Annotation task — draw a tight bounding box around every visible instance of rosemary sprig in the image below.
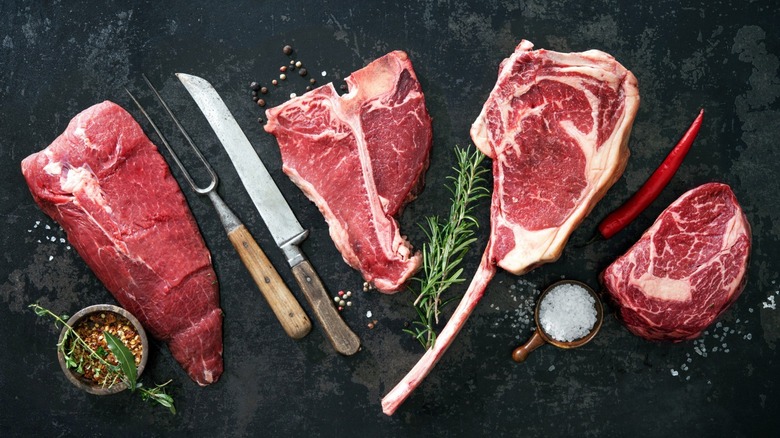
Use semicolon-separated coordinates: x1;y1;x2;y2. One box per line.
30;303;176;414
404;145;489;349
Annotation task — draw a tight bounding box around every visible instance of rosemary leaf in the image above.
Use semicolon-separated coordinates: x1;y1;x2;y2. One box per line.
408;145;489;349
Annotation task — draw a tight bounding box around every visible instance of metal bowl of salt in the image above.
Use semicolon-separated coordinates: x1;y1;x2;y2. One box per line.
512;279;604;362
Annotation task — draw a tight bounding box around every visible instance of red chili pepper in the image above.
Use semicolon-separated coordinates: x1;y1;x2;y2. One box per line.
597;109;704;239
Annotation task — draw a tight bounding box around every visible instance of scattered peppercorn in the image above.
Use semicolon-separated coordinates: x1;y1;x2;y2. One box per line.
272;79;278;86
257;99;266;107
305;86;312;91
249;81;260;91
295;61;302;68
280;66;287;72
298;68;308;77
252;96;259;102
257;117;264;124
340;84;348;91
280;73;287;80
283;45;293;55
309;78;316;84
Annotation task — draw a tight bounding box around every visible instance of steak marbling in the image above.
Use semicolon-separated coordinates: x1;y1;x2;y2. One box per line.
601;182;751;341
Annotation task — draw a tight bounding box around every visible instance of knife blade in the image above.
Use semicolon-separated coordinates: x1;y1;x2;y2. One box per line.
177;73;360;356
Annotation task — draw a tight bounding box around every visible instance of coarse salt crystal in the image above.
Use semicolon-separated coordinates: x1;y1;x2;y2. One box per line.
321;71;327;77
366;311;372;318
671;369;679;377
538;283;597;342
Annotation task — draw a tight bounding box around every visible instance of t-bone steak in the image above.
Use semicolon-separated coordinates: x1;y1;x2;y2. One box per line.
22;101;223;386
601;182;751;341
264;50;432;293
382;40;640;415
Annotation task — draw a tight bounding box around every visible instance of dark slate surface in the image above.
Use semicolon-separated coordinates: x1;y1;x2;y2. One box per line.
1;1;778;436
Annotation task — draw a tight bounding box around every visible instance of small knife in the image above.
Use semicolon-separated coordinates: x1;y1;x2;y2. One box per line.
177;73;360;356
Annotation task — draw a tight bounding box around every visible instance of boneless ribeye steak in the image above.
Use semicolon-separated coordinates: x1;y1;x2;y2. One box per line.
264;50;432;293
382;40;640;415
601;182;751;341
21;101;223;385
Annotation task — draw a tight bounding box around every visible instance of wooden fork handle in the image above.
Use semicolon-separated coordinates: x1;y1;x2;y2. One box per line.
228;224;312;339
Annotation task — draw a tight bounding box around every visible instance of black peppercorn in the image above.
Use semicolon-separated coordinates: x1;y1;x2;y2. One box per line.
309;78;316;84
283;45;293;55
257;99;266;107
298;68;308;77
257;117;264;124
260;86;268;94
249;81;260;91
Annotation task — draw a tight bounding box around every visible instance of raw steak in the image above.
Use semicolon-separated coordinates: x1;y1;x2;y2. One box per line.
601;182;751;341
382;40;639;415
22;101;223;386
264;50;431;293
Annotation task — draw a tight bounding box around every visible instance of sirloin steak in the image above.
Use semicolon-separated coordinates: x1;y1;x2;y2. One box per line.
22;101;223;385
382;40;640;415
601;182;751;341
265;50;431;293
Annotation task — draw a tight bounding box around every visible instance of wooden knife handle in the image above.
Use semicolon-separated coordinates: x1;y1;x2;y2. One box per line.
227;224;312;339
291;260;361;356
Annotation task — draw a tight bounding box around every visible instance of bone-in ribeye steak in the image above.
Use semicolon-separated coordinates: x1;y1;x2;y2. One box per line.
264;50;432;293
382;40;640;415
601;182;751;341
21;101;223;385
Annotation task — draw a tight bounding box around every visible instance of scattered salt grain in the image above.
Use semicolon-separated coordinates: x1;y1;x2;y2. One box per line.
48;255;53;261
366;311;372;318
538;283;597;342
321;71;327;77
671;369;679;377
548;365;555;372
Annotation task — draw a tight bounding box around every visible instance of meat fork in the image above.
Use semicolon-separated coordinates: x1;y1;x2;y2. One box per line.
125;75;312;340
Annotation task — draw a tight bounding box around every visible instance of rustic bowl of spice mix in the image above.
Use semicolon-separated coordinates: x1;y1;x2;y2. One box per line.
57;304;149;395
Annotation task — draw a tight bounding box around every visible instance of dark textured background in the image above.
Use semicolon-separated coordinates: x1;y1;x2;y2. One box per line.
1;0;779;436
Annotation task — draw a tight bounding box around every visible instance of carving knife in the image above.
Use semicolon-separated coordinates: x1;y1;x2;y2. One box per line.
177;73;361;356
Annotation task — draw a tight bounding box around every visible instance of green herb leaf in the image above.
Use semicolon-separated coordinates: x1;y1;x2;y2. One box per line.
103;331;137;390
407;145;488;349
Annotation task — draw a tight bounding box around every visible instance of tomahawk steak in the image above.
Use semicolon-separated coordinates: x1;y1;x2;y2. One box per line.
601;182;751;341
382;40;640;415
265;50;432;293
22;101;223;386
